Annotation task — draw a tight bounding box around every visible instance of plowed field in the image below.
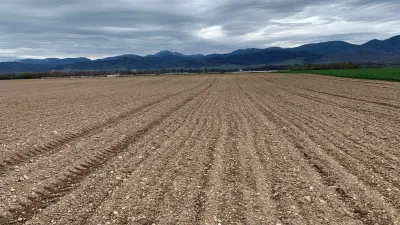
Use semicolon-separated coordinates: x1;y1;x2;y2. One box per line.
1;73;400;225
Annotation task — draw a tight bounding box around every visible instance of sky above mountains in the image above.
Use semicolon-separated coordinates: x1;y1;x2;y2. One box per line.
1;0;400;61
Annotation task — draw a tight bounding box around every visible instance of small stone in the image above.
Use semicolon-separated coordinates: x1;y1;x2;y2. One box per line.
116;176;122;180
113;211;118;215
151;146;156;150
304;196;312;202
10;188;15;192
18;217;23;221
23;175;29;180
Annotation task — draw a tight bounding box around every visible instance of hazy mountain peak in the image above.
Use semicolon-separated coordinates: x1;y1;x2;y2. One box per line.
292;40;357;55
99;54;141;61
154;50;185;57
363;39;380;45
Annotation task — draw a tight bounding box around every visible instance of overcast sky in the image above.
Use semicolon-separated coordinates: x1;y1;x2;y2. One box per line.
0;0;400;60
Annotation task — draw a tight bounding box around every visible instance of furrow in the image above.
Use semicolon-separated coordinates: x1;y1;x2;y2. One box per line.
239;78;397;224
231;84;279;224
0;77;215;224
43;87;210;225
249;75;400;170
261;75;400;110
0;76;210;176
235;78;341;224
85;79;217;225
248;76;400;208
259;76;400;122
217;96;246;224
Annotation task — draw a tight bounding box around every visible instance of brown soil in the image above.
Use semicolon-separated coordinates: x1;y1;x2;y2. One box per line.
0;73;399;225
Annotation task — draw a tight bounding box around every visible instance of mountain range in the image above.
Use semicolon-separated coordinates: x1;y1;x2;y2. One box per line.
1;35;400;74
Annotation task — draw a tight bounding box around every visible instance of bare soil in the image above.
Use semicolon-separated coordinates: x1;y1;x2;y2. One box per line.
0;73;399;225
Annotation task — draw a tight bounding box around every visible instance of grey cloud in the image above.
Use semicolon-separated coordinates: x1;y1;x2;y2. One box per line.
0;0;399;60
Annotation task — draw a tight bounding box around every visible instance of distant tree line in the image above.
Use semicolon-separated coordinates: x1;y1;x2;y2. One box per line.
238;62;365;71
0;67;239;80
294;62;400;71
242;65;291;71
302;62;360;70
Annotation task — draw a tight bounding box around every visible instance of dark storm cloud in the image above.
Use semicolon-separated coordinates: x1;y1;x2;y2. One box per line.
0;0;399;60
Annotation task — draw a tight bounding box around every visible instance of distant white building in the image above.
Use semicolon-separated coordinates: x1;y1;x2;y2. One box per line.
107;73;120;78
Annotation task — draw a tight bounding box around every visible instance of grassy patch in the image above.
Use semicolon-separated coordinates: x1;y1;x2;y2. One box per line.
281;68;400;81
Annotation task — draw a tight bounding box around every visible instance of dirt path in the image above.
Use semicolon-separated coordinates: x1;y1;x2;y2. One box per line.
0;73;399;224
